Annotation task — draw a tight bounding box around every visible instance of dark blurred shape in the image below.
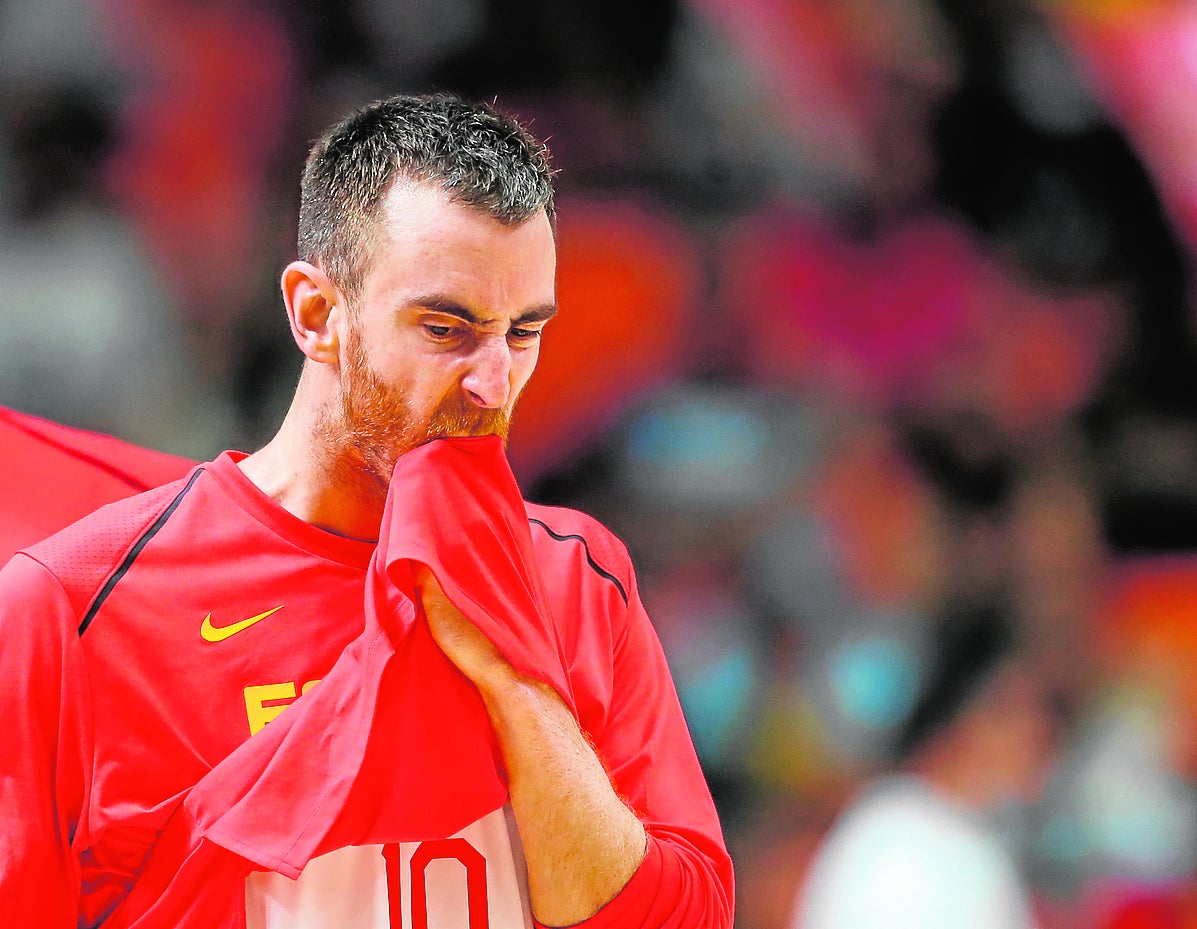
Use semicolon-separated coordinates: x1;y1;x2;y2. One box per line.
1098;414;1197;553
891;602;1019;763
430;0;680;99
935;88;1148;290
927;0;1197;558
901;411;1017;514
7;85;114;220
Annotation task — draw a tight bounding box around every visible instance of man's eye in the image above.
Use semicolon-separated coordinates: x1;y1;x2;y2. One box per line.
425;324;455;338
508;327;541;342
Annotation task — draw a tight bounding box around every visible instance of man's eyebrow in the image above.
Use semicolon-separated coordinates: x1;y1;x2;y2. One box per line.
411;296;558;326
515;303;558;325
411;296;482;325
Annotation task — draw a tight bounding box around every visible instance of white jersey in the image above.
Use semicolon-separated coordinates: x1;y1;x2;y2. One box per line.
247;804;533;929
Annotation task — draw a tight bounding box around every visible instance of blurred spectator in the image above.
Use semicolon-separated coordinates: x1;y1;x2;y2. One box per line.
792;607;1057;929
96;0;297;376
0;86;228;458
1045;557;1197;925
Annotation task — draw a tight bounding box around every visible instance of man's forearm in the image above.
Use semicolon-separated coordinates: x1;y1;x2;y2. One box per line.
476;674;647;928
416;566;648;926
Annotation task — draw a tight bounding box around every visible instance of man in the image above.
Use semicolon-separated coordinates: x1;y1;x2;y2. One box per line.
0;95;733;928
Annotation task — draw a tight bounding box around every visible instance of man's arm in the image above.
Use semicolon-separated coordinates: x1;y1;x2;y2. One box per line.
417;567;646;926
416;562;734;929
0;554;88;927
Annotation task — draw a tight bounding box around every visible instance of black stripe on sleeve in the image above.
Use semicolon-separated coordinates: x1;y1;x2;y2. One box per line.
528;517;628;604
78;468;205;636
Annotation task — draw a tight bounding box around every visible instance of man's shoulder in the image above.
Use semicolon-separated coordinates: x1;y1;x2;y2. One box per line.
524;500;601;530
525;502;624;554
524;502;632;603
21;464;208;617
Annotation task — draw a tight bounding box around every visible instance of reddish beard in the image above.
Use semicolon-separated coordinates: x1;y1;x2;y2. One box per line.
327;331;512;501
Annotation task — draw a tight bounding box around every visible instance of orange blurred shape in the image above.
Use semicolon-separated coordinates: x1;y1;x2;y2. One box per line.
812;423;943;607
1100;560;1197;658
1054;0;1175;26
978;278;1119;436
1096;558;1197;720
509;199;699;480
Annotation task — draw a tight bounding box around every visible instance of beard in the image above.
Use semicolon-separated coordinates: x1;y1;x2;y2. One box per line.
319;325;512;505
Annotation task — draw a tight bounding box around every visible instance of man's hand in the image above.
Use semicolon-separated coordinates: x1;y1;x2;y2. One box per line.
414;564;515;692
411;562;647;926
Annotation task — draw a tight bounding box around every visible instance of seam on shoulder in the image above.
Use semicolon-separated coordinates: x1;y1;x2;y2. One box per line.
528;516;629;604
78;468;205;636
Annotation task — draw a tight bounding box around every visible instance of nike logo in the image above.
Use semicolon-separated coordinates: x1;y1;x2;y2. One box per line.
200;606;284;642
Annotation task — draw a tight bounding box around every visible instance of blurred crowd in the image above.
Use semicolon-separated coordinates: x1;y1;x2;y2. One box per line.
5;0;1197;926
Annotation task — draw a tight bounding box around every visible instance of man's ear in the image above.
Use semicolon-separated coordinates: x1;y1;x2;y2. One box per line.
281;260;345;364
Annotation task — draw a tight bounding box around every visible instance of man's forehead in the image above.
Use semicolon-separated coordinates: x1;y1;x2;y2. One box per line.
368;187;553;281
358;184;555;310
380;176;457;215
378;177;551;237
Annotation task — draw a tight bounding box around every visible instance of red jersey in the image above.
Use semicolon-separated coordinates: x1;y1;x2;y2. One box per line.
0;406;193;563
0;438;733;929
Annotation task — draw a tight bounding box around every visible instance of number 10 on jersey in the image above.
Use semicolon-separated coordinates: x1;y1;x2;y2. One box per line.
384;838;491;929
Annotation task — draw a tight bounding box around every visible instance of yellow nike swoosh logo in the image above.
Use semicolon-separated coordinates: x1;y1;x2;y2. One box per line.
200;606;284;643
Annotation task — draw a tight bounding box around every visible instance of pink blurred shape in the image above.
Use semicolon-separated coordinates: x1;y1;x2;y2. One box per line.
721;206;1121;433
1055;0;1197;257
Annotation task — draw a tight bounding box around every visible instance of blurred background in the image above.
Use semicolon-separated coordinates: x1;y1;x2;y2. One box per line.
5;0;1197;925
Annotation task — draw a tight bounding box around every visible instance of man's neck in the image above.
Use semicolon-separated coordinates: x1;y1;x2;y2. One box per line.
238;400;386;544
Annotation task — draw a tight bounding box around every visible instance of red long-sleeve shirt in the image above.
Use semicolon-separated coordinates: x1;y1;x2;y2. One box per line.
0;437;733;928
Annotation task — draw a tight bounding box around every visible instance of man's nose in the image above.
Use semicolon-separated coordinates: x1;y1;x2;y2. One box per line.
461;336;512;408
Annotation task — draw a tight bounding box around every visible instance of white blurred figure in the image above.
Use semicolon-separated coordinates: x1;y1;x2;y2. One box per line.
792;608;1057;929
0;87;227;458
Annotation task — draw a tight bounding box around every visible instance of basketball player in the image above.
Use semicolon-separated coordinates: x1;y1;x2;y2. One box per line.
0;94;733;929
